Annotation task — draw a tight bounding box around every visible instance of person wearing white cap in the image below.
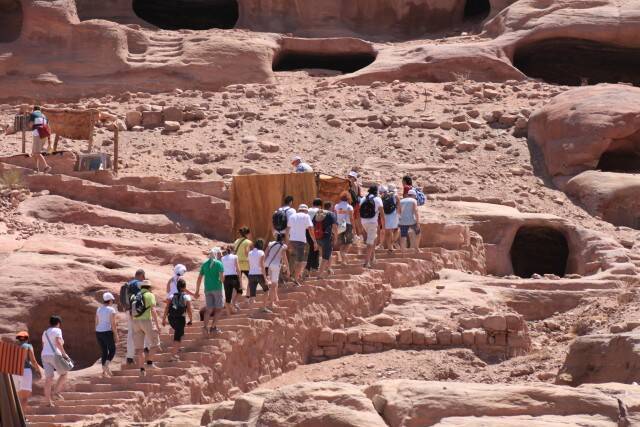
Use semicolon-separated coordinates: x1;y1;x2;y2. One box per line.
96;291;118;377
398;189;422;251
166;264;192;301
287;203;318;284
292;155;313;173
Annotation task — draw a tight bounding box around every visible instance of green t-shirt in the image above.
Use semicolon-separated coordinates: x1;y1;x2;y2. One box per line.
200;259;224;292
135;290;156;321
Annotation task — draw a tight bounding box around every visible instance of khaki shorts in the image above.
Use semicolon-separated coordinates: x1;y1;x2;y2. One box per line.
363;222;378;245
32;134;46;155
132;320;161;350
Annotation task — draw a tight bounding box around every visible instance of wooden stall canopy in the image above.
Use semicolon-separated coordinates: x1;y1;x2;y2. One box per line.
42;108;98;141
231;173;350;244
0;342;27;427
0;342;26;376
231;173;317;244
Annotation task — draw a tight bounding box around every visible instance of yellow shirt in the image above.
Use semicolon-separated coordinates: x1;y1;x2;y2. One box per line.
233;238;253;271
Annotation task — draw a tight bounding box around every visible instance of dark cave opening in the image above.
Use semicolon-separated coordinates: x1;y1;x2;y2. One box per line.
0;0;22;43
132;0;239;30
597;149;640;173
513;38;640;86
510;226;569;278
464;0;491;21
28;296;101;370
272;51;377;74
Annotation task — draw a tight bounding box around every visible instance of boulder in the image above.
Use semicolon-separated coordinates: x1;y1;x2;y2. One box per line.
557;333;640;386
164;121;181;132
125;111;142;129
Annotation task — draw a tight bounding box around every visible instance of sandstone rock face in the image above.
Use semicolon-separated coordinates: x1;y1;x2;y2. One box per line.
364;380;622;427
557;333;640;386
19;194;182;234
528;85;640;178
204;382;386;427
187;380;640;427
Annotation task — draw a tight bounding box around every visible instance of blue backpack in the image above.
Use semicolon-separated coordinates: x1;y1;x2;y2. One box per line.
414;188;426;206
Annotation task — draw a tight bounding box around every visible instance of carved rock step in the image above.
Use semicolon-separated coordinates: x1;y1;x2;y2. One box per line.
27;403;126;416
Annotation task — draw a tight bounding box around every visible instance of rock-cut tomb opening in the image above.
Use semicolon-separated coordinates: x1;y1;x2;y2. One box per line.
513;38;640;86
464;0;491;21
133;0;239;30
597;132;640;173
272;51;377;75
0;0;23;43
27;295;101;370
510;226;569;278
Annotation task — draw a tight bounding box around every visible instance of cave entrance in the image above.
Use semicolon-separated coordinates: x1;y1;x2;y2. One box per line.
464;0;491;21
510;226;569;278
513;38;640;86
0;0;22;43
27;295;101;370
272;51;377;75
132;0;238;30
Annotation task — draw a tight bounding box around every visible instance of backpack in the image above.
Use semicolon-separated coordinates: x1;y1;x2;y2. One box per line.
313;210;327;239
414;188;426;206
360;196;376;219
130;290;149;318
382;194;397;215
168;292;187;318
272;207;290;232
119;280;140;311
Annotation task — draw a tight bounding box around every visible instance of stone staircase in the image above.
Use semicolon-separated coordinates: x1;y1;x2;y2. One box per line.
127;33;185;66
23;172;231;241
25;246;479;426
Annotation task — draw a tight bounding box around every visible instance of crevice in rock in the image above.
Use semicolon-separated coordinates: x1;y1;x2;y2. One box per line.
510;226;569;278
0;0;22;43
597;133;640;173
513;38;640;86
273;51;377;74
27;295;101;370
464;0;491;21
132;0;239;30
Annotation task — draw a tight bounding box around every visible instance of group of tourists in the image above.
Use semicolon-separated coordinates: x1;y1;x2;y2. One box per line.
10;165;425;409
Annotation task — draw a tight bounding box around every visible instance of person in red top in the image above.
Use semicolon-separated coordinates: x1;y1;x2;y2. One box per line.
402;175;414;197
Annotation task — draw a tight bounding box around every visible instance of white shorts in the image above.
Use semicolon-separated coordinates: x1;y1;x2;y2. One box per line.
363;222;378;245
268;265;281;284
12;368;32;392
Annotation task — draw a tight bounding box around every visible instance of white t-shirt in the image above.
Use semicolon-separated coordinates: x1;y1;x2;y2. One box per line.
221;254;239;276
42;327;63;357
248;249;265;275
334;201;354;225
265;242;288;268
96;306;117;332
360;196;384;225
288;212;313;242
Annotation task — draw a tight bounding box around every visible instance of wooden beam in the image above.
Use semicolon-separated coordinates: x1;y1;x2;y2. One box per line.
21;130;25;154
113;128;119;174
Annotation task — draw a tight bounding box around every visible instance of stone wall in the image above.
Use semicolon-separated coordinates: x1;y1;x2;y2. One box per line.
314;312;530;362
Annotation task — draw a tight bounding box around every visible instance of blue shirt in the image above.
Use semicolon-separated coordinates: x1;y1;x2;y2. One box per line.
295;163;313;173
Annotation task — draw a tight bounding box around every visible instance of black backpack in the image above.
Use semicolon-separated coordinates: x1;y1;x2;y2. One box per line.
272;207;291;232
168;292;187;318
131;290;149;318
382;194;397;215
119;280;140;311
360;196;376;219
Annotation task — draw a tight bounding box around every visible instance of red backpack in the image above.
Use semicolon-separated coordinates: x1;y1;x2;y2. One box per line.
313;210;327;239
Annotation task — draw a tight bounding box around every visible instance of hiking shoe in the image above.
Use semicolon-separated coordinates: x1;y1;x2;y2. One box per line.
143;347;150;355
126;358;135;365
139;368;146;377
261;307;273;314
210;327;222;334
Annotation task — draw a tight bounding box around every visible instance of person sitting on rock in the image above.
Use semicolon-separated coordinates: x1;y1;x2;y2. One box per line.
291;155;313;173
